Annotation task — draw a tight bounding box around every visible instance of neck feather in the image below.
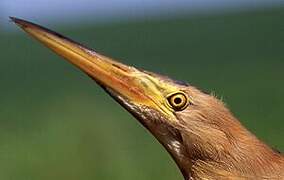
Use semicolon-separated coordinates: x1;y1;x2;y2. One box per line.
179;115;284;179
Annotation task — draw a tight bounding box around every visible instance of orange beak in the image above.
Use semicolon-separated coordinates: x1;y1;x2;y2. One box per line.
11;18;191;178
11;17;178;119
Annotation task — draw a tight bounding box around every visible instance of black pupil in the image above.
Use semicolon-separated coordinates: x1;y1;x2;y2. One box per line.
174;97;182;105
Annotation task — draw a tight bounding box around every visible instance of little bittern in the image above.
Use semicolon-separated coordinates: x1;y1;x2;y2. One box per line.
12;17;283;180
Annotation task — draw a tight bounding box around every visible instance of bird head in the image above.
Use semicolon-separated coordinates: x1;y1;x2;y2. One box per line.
13;17;278;179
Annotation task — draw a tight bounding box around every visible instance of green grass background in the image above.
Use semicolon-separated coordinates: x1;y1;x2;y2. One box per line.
0;7;283;180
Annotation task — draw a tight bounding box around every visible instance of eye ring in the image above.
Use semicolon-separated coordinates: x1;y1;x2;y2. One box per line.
166;92;190;111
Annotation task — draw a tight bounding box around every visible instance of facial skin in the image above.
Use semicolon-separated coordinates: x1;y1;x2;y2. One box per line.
98;71;284;179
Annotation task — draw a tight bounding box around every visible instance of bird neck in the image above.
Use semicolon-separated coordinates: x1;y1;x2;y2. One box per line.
182;118;284;179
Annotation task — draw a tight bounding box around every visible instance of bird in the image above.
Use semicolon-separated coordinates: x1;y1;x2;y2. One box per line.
11;17;283;180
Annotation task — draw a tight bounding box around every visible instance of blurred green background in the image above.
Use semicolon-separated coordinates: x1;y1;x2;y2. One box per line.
0;6;284;180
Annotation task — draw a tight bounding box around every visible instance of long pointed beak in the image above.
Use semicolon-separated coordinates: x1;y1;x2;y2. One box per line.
11;17;176;119
11;18;192;177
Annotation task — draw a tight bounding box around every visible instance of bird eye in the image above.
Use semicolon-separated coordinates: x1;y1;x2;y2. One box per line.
166;92;189;111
